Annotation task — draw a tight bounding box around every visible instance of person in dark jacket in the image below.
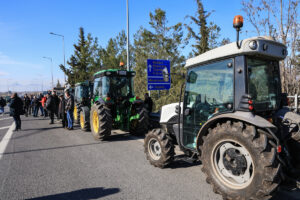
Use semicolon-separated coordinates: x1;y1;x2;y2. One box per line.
52;91;60;119
58;94;67;128
0;96;6;115
32;96;40;117
23;94;31;117
9;93;23;131
144;93;153;113
65;90;74;130
46;93;56;124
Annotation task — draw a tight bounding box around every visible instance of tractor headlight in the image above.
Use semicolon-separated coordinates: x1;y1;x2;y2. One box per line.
249;40;257;50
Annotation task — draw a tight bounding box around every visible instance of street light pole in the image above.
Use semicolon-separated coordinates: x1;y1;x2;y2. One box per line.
126;0;130;71
43;56;54;89
50;32;66;83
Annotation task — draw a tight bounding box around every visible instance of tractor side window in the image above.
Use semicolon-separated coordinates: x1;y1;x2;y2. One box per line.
75;86;81;102
93;77;102;97
183;59;234;149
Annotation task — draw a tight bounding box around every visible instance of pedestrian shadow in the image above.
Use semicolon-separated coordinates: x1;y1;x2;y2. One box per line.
12;126;62;140
26;187;120;200
168;154;201;169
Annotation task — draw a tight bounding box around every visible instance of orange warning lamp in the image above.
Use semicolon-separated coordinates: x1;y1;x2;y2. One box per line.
233;15;244;49
233;15;243;30
120;61;124;67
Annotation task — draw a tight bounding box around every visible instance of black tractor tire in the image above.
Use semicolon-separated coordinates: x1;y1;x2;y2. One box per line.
288;131;300;168
90;103;112;140
80;106;90;131
129;108;149;136
201;121;281;200
144;128;175;168
74;104;81;124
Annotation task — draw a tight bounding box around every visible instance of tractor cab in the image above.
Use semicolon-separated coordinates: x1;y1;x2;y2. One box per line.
74;81;93;106
92;69;136;104
74;81;93;125
181;36;286;149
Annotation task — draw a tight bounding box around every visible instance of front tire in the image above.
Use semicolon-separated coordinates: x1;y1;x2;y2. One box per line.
144;128;175;168
80;106;90;131
130;108;149;136
201;121;281;200
90;103;112;140
74;104;80;124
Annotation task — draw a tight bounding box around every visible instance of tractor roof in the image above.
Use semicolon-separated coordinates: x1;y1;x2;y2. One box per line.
75;80;90;87
94;69;135;76
185;36;287;69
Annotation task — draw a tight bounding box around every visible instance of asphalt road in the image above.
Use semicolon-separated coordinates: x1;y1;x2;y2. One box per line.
0;108;299;200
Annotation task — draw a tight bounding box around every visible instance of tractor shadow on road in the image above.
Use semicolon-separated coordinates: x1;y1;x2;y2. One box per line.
168;154;202;169
26;187;120;200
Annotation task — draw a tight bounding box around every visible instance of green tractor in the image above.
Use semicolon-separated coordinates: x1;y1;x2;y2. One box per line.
90;69;149;140
144;16;300;199
74;81;93;131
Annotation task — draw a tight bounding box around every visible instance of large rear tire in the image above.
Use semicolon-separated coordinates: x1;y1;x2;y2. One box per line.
80;106;90;131
90;103;112;140
201;121;281;200
144;128;175;168
130;108;149;136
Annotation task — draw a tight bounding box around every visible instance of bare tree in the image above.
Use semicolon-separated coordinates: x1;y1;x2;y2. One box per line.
242;0;300;94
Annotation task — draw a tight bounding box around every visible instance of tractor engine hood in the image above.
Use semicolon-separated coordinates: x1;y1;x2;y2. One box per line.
160;102;183;124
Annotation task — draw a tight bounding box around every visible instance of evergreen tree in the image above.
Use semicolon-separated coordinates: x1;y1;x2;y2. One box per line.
60;27;95;85
185;0;221;56
134;8;185;111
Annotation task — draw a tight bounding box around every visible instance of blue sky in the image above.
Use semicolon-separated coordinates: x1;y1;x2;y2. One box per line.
0;0;254;92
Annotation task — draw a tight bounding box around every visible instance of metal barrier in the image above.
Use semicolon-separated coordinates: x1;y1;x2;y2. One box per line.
287;95;300;113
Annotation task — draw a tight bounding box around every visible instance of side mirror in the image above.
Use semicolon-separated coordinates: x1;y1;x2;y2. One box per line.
184;108;191;116
187;71;197;83
175;105;180;114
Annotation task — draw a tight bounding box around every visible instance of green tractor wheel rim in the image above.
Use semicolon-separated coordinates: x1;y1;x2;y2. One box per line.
80;113;84;129
93;110;99;133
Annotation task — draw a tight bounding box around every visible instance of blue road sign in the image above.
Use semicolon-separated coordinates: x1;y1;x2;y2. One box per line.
147;59;171;90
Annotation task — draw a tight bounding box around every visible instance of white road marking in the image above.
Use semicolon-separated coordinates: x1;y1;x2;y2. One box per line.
0;123;15;160
0;117;12;121
0;126;11;130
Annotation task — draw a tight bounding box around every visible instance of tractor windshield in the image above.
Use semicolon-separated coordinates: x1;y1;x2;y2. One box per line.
93;76;134;100
75;85;90;102
247;57;281;111
107;76;134;98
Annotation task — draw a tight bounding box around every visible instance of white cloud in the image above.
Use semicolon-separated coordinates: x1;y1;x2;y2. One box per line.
0;52;42;69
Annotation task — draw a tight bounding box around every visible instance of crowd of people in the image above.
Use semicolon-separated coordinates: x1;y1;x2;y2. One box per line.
1;90;153;132
4;90;74;132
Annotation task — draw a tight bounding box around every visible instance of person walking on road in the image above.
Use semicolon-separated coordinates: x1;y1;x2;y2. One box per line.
9;93;23;131
58;94;67;128
65;90;74;130
144;93;153;113
0;96;6;116
46;93;56;124
23;94;31;117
